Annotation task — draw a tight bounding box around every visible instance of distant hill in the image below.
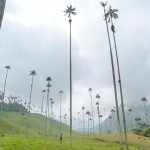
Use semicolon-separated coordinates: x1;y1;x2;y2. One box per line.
95;104;150;133
0;112;76;137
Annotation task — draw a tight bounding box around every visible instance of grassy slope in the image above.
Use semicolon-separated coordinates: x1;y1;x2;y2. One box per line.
0;112;73;136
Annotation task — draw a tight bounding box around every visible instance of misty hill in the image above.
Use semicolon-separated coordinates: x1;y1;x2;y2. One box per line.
0;111;75;137
95;104;150;133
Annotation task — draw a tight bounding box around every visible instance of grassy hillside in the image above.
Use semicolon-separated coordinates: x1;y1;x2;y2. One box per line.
0;112;74;137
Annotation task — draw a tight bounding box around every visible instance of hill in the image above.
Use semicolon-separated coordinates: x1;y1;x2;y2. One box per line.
0;111;75;137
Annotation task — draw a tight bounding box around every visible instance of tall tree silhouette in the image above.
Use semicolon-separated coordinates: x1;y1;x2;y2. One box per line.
0;65;11;123
100;2;122;148
40;89;46;136
45;77;52;139
26;70;37;139
141;97;149;125
64;5;77;145
59;91;63;134
105;6;128;148
128;108;133;129
88;88;94;134
96;94;101;134
86;111;90;137
82;106;85;134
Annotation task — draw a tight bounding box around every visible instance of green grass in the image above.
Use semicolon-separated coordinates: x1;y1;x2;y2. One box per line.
0;112;150;150
0;134;140;150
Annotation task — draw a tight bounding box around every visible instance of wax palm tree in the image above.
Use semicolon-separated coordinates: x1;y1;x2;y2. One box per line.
0;65;11;123
64;5;77;145
128;108;133;129
45;77;52;138
100;2;122;148
111;108;115;125
105;6;128;148
59;90;63;134
103;109;107;132
109;115;112;132
26;70;36;139
82;106;85;134
77;112;80;133
96;102;101;135
96;94;101;134
86;111;90;137
141;97;149;125
88;88;94;134
89;117;92;134
39;89;46;136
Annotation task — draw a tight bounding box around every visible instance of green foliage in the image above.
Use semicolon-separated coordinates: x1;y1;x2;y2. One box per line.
1;133;5;137
0;102;27;113
133;128;150;137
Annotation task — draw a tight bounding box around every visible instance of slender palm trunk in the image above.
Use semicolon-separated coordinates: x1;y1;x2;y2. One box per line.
88;115;89;137
69;18;73;145
0;68;9;123
127;114;131;131
104;109;107;132
60;94;62;134
110;17;128;149
130;112;133;129
102;7;122;148
143;102;148;125
26;75;34;139
51;104;53;135
90;91;94;134
47;99;50;137
45;88;50;139
40;92;45;136
82;109;84;134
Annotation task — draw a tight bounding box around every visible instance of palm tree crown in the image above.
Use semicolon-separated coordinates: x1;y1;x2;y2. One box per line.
96;94;100;99
141;97;147;102
30;70;36;76
82;106;85;110
88;88;92;92
59;90;63;94
86;111;90;115
46;77;52;82
100;1;107;8
42;89;46;93
5;65;11;69
105;6;118;22
64;5;77;18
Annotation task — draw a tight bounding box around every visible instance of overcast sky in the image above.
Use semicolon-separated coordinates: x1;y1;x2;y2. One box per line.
0;0;150;126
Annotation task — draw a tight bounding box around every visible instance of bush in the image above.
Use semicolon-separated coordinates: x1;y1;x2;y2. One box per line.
1;133;5;137
133;128;150;137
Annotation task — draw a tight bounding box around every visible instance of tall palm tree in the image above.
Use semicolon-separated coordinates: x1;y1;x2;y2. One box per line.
0;0;6;28
103;109;107;132
109;115;112;132
59;91;63;134
64;5;77;145
96;102;101;135
40;89;46;136
50;99;54;135
111;108;115;126
89;117;92;134
0;65;11;123
105;6;128;149
26;70;37;139
100;2;122;148
88;88;94;134
128;108;133;129
99;115;103;133
82;106;85;134
141;97;149;125
45;77;52;138
86;111;90;137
